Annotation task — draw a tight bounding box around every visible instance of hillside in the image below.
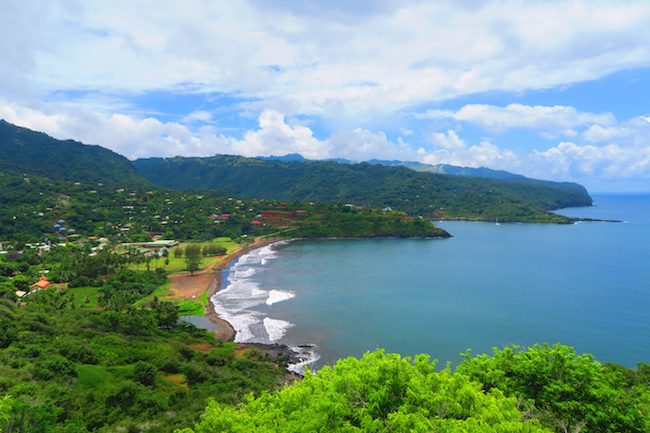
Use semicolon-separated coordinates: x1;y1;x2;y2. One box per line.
133;155;592;222
0;170;447;243
367;159;526;180
0;120;148;187
260;154;527;180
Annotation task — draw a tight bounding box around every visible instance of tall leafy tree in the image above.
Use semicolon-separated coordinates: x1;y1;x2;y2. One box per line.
184;245;202;275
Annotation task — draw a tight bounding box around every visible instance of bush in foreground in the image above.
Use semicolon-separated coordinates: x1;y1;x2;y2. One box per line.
179;350;549;433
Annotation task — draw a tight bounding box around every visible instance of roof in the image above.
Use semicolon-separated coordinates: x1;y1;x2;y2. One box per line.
142;240;178;248
31;275;51;289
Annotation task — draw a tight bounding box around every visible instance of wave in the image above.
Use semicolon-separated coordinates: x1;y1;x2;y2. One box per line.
263;317;294;341
266;289;295;305
287;345;321;375
212;240;320;372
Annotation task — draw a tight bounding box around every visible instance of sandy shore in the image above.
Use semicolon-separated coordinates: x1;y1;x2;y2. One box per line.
204;237;289;342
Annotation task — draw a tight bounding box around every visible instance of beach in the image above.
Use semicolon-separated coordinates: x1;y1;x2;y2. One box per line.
204;237;287;342
167;236;316;372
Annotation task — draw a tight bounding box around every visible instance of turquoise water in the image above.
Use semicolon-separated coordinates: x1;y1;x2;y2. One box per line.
217;194;650;369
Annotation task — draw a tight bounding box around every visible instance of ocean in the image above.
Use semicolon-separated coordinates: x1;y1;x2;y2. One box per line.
212;194;650;372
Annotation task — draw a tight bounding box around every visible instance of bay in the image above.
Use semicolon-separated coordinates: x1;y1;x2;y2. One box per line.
216;194;650;369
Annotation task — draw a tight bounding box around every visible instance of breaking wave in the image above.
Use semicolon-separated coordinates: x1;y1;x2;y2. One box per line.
211;241;319;372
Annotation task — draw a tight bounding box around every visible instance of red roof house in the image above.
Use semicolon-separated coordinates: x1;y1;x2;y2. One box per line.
31;275;51;290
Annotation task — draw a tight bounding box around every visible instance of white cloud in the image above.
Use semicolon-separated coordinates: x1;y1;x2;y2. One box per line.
3;1;650;118
533;141;650;179
231;110;327;159
417;104;615;134
182;110;213;124
530;115;650;179
3;102;650;186
419;130;519;169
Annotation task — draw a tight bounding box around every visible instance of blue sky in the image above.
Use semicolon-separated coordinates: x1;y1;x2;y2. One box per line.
1;0;650;191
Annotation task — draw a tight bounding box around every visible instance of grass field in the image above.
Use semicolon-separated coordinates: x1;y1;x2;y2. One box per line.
66;286;101;308
130;237;240;273
178;300;205;315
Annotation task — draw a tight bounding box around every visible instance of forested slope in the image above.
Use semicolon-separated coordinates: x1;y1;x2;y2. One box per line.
134;155;592;222
0;120;148;187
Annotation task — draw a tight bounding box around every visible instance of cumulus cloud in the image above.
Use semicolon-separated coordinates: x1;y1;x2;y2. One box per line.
533;141;650;179
3;1;650;118
418;130;519;169
417;104;615;134
529;115;650;180
3;102;650;186
231;111;328;159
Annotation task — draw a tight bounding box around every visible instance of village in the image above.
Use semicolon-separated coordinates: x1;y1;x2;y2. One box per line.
0;183;316;306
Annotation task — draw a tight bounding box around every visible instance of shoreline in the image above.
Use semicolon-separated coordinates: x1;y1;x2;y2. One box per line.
204;237;290;342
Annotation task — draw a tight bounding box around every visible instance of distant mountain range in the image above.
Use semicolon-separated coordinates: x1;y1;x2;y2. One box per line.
0;120;592;222
259;153;525;180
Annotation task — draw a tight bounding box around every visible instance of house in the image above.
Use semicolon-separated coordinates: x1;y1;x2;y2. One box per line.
31;275;52;290
251;220;262;225
141;240;179;249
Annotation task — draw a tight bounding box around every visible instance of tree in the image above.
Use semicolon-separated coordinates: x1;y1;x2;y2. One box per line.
184;245;202;275
151;296;179;328
133;362;156;387
173;247;183;258
457;344;649;433
179;350;549;433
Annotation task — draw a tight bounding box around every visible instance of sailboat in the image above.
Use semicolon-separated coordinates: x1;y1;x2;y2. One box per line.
495;217;501;226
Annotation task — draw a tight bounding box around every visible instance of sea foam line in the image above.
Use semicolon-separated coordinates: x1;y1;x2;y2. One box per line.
212;240;320;373
267;289;295;305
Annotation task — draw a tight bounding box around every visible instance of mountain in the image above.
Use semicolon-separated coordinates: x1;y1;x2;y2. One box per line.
133;154;592;222
258;153;529;180
257;153;307;162
366;159;526;180
0;120;148;187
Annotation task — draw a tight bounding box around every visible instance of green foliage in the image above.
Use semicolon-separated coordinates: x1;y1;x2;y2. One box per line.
201;244;227;256
181;350;550;433
133;362;156;387
0;395;13;431
0;170;444;245
0;120;147;187
184;245;202;274
294;208;449;238
134;154;592;222
178;300;205;316
457;344;650;433
56;247;131;287
150;296;180;328
98;269;168;309
0;289;284;432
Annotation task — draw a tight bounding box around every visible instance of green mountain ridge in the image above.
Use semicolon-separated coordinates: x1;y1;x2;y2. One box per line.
260;153;529;179
0;120;148;187
133;154;592;222
0;120;593;223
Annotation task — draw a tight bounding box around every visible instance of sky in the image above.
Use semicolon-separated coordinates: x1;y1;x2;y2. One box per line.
1;0;650;192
